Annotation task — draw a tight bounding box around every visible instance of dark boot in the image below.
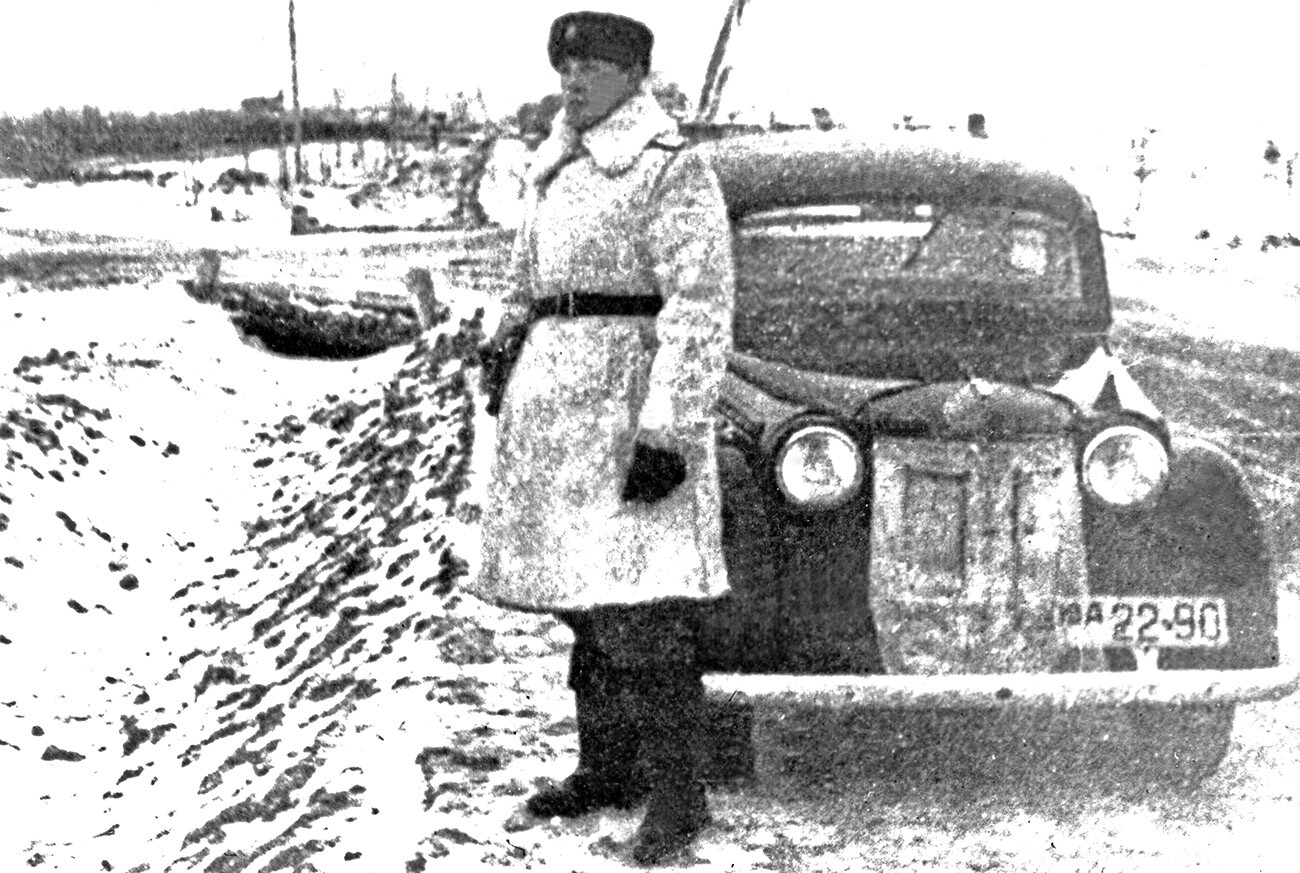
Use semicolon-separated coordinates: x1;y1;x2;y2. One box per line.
631;780;710;866
523;707;644;816
629;668;711;865
524;631;645;819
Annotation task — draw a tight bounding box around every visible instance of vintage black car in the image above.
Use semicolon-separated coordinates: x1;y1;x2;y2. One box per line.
693;132;1298;782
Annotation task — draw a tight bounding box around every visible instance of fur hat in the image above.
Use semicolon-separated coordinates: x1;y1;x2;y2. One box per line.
548;11;653;72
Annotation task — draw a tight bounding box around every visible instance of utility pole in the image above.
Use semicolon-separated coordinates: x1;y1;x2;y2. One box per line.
289;0;304;184
390;73;401;160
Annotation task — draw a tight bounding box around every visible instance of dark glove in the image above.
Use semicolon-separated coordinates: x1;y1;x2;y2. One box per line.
621;441;687;504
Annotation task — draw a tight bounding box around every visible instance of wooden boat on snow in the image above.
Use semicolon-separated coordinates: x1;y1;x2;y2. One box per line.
181;229;512;359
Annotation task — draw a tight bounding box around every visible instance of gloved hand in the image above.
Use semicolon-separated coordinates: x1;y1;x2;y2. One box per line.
621;441;687;504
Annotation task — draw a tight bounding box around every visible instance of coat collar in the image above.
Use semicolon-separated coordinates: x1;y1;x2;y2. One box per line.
578;84;677;175
530;83;676;186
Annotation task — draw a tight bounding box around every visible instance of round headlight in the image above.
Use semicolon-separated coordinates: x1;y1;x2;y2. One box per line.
1081;425;1169;507
775;424;864;509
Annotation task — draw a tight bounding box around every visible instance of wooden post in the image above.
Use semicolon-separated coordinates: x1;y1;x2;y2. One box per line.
334;88;344;170
277;113;290;191
193;249;222;302
390;73;401;162
289;0;304;184
404;268;439;330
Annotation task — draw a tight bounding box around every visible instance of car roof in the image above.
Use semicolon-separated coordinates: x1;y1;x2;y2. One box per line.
704;132;1095;225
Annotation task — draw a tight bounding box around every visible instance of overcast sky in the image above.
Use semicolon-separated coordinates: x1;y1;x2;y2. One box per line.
3;0;1297;149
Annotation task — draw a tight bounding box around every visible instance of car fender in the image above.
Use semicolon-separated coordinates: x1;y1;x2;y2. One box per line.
701;443;784;672
1083;431;1277;669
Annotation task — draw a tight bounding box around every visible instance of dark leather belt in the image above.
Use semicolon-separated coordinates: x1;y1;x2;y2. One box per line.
529;293;663;319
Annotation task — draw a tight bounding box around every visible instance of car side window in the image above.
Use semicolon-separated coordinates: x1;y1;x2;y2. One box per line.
910;207;1078;290
1009;225;1050;273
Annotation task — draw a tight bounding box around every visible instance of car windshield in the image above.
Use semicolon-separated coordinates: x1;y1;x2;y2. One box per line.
735;202;1080;294
731;201;1085;375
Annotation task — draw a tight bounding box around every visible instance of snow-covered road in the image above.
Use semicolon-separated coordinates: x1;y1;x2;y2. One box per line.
2;227;1299;870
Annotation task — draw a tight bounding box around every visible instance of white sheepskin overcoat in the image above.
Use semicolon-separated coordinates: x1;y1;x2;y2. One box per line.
469;85;735;612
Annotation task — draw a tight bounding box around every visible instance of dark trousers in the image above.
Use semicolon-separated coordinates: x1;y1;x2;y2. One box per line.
557;600;706;806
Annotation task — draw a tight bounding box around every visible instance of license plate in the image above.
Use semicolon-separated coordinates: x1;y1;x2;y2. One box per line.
1047;597;1229;647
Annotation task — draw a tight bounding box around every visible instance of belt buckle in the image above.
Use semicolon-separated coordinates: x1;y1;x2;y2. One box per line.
564;292;575;317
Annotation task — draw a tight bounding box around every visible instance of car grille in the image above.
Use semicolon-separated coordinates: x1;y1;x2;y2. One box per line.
870;436;1091;674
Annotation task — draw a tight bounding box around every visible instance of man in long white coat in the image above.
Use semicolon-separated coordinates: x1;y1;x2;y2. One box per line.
466;11;735;865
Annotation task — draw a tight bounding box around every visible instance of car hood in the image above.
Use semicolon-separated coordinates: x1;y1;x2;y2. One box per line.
721;348;1163;443
867;380;1075;440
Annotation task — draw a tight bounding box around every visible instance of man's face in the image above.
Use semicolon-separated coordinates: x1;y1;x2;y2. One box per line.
559;56;642;132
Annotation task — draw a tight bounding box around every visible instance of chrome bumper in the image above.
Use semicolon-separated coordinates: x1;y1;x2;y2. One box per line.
708;562;1300;711
705;659;1300;709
